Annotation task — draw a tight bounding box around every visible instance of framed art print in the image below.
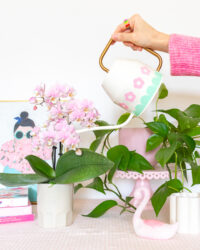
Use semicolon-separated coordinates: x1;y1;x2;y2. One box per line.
0;100;52;203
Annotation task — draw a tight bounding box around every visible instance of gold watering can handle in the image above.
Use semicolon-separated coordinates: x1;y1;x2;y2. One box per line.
99;38;163;73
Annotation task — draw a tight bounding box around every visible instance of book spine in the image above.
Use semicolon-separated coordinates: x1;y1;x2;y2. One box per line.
0;214;34;224
0;205;32;217
0;198;29;208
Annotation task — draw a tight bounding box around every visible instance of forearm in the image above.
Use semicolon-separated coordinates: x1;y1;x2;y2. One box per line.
151;31;170;53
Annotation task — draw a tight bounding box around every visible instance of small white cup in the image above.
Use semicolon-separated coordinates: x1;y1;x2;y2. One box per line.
170;192;200;234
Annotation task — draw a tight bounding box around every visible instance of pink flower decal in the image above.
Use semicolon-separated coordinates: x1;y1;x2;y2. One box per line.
133;78;144;89
125;92;136;102
141;66;151;75
119;103;129;110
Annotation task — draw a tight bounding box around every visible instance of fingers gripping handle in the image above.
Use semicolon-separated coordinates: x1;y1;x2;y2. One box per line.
99;38;163;73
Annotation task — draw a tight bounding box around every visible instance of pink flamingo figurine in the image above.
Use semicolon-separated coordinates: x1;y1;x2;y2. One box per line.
133;187;178;240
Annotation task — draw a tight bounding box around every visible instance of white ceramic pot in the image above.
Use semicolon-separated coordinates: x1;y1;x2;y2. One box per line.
170;192;200;234
37;183;73;228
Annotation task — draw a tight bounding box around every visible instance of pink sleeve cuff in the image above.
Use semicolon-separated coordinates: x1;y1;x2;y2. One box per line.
169;34;200;76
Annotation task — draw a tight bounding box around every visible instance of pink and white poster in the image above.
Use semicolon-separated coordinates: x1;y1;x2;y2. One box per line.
0;101;52;202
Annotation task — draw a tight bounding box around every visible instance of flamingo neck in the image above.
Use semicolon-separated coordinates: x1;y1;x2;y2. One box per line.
134;188;151;221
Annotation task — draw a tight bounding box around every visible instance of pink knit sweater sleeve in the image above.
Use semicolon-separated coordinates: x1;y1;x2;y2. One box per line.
169;34;200;76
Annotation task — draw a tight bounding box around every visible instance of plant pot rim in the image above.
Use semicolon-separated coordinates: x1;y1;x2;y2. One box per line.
171;192;200;198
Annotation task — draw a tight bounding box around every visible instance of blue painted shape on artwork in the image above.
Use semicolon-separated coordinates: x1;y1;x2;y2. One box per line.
3;166;37;202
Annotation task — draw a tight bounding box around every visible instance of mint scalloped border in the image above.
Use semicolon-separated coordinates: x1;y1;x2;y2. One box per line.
133;71;162;116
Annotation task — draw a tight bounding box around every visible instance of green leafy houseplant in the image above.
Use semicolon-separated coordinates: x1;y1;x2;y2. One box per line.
76;83;200;218
75;145;154;217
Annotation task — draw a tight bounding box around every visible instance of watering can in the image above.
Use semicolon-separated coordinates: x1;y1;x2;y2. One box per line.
77;38;163;134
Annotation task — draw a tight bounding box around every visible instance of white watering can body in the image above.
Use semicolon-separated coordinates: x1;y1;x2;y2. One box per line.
77;38;163;134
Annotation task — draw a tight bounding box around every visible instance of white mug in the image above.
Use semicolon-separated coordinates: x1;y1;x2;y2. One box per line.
170;192;200;234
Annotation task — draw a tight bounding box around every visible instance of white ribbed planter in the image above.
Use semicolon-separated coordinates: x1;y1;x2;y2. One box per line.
170;193;200;234
37;184;73;228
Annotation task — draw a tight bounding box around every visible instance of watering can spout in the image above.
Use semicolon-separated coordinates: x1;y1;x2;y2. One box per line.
76;113;135;134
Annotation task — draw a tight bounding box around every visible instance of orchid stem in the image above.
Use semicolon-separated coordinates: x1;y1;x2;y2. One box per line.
58;142;63;157
52;146;57;170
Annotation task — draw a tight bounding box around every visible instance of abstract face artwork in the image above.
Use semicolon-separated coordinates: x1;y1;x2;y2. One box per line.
0;102;52;202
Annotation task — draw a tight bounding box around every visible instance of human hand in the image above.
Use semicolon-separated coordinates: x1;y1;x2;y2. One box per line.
112;14;169;53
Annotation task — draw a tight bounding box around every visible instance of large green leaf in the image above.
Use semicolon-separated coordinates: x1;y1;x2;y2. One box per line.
168;132;195;153
145;122;169;137
107;145;130;171
86;177;105;194
158;109;200;132
93;120;112;138
54;149;114;184
82;200;118;218
146;134;163;152
151;179;183;216
179;135;195;153
155;142;177;167
108;157;121;183
90;137;103;152
158;83;168;99
191;163;200;186
0;173;48;186
176;147;193;163
184;104;200;118
25;155;55;179
117;113;131;125
90;120;113;152
128;151;154;173
185;127;200;137
156;114;176;131
125;196;133;204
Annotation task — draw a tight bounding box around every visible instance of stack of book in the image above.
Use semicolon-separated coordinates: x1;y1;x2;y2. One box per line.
0;187;34;224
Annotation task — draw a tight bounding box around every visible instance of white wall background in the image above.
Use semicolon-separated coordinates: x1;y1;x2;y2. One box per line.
0;0;200;199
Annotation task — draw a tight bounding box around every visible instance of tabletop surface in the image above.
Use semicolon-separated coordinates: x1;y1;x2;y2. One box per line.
0;199;199;250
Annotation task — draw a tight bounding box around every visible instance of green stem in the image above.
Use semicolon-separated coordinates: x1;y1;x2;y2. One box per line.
106;133;112;149
155;98;159;121
111;182;122;197
174;152;178;179
168;186;179;192
183;187;192;193
101;138;109;154
138;116;145;123
177;168;192;172
104;182;136;210
180;161;184;185
166;163;172;179
117;205;134;214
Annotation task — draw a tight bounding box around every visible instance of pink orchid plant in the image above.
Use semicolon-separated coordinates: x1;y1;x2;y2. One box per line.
0;83;114;188
29;83;99;169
